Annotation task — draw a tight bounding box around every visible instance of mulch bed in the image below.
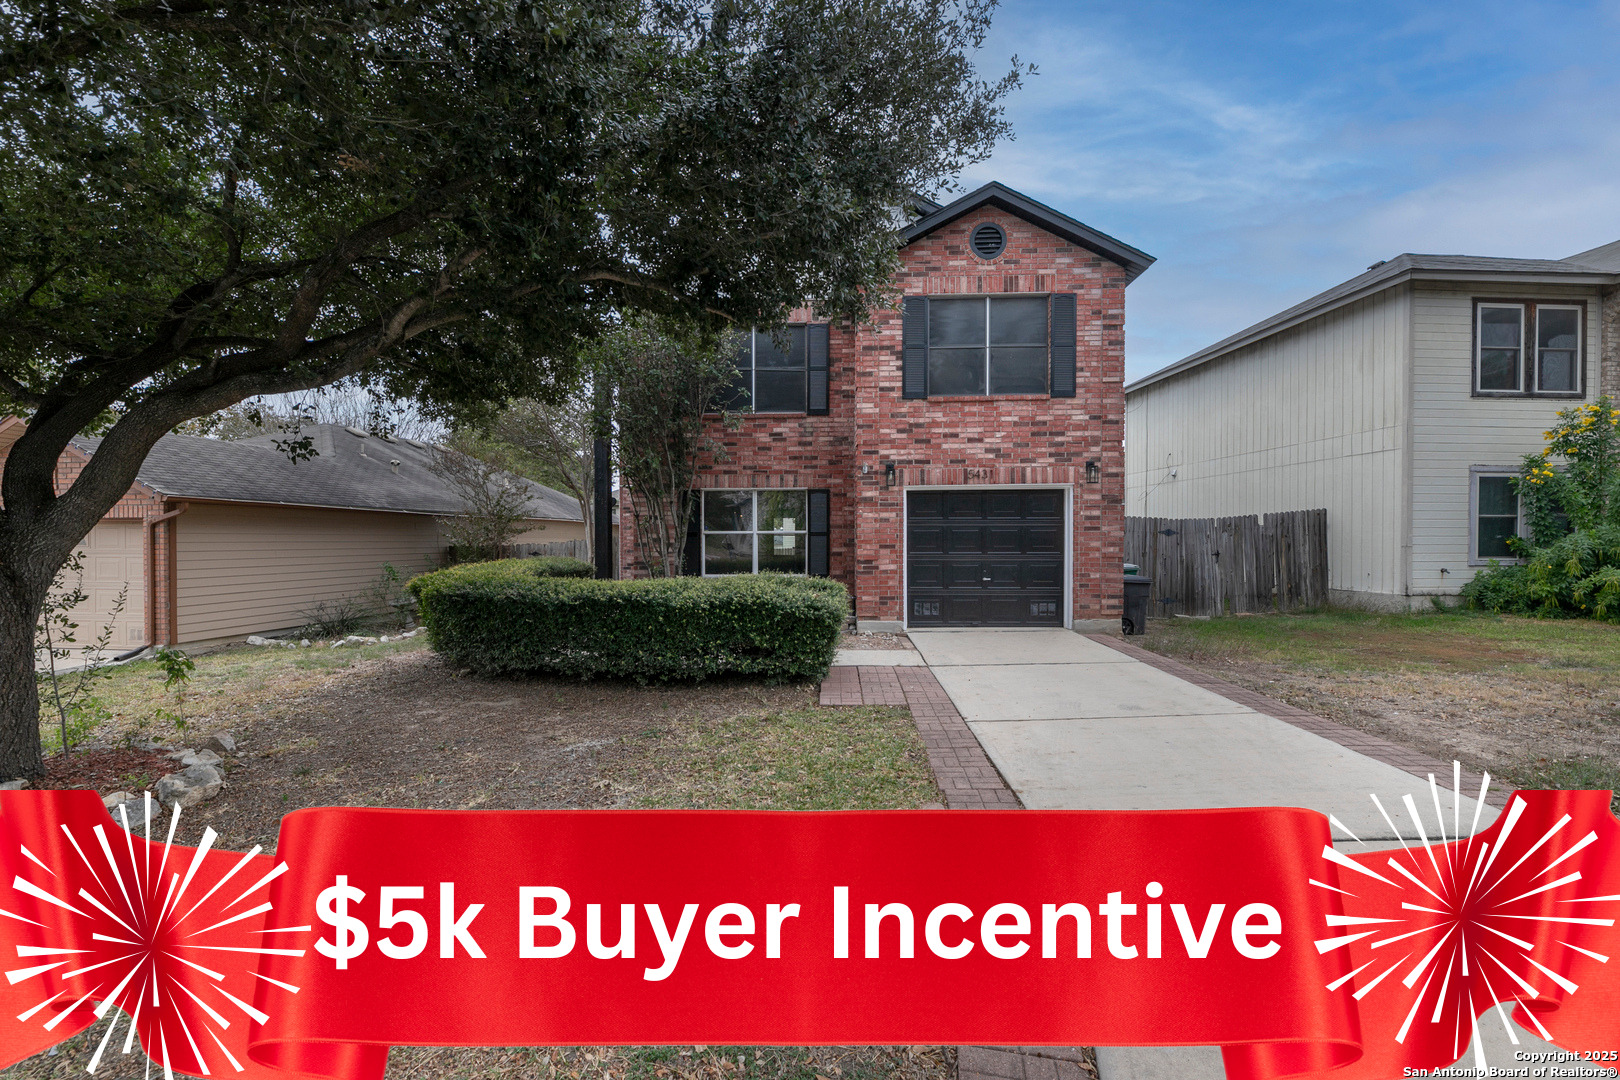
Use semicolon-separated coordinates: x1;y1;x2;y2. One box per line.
36;747;173;795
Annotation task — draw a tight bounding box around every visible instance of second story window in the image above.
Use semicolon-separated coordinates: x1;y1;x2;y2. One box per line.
1474;300;1584;397
901;294;1075;400
717;326;830;414
927;296;1049;395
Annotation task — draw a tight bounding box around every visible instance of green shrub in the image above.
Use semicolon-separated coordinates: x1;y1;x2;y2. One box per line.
1460;562;1535;615
524;556;594;578
407;560;848;681
1462;525;1620;621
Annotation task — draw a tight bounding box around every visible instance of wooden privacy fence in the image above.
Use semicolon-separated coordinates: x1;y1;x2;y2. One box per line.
1124;509;1328;617
509;540;587;560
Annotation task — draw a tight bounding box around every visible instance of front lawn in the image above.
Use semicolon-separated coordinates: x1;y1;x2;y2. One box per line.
1140;608;1620;804
13;641;944;1080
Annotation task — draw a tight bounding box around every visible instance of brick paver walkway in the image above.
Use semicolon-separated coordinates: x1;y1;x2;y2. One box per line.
1086;635;1510;808
820;665;1020;809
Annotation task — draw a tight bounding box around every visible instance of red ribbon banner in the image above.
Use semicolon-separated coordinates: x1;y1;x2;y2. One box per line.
0;789;1615;1080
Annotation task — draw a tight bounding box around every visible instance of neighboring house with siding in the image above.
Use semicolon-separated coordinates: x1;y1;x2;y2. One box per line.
1;420;586;650
619;182;1155;631
1124;242;1620;609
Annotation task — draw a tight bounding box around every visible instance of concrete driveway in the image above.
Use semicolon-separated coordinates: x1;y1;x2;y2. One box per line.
907;627;1514;1080
909;628;1495;837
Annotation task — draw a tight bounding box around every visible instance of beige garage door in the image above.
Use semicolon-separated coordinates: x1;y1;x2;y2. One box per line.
67;521;147;651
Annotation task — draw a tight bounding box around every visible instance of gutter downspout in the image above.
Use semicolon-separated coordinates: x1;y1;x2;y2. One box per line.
145;502;189;647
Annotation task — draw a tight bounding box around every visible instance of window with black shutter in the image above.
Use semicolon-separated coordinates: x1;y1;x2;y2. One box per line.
715;326;829;413
909;296;1051;397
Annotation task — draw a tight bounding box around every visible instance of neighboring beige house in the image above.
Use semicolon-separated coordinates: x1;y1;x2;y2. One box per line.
1;420;590;649
1125;242;1620;609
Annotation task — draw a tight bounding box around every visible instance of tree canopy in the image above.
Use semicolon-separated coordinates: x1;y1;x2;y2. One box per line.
0;0;1021;775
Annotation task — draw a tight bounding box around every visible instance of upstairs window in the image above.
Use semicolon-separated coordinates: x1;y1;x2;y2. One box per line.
926;296;1050;395
716;325;830;414
1474;301;1584;397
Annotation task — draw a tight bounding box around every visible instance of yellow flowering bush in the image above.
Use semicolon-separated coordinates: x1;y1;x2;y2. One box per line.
1463;396;1620;621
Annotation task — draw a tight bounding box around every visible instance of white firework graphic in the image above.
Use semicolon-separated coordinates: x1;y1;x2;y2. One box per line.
3;793;310;1078
1311;763;1618;1072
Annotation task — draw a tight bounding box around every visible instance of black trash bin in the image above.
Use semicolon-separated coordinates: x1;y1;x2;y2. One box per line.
1122;574;1152;636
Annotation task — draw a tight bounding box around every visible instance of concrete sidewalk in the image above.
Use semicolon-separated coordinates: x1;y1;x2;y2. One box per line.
904;628;1518;1080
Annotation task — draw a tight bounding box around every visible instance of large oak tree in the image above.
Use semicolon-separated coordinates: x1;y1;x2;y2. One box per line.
0;0;1018;776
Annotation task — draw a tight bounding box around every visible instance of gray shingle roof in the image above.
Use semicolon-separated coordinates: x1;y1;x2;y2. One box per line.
1566;239;1620;272
1127;251;1619;393
72;424;582;521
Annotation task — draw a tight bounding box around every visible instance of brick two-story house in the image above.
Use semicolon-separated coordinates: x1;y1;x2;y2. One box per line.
621;182;1154;631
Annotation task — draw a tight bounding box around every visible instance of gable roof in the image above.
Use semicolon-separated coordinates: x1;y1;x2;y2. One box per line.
1566;239;1620;272
901;182;1156;283
1127;250;1619;394
68;424;582;521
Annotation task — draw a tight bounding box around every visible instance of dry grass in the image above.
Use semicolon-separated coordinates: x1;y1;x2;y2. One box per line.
1141;609;1620;805
10;643;948;1080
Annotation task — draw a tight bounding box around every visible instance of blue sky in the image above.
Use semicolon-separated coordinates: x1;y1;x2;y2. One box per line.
957;0;1620;381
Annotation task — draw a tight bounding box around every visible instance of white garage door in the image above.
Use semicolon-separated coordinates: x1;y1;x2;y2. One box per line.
66;521;147;651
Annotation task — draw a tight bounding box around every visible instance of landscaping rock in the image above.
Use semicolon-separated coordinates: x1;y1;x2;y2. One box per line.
0;779;28;791
154;764;224;809
246;635;297;648
164;747;196;762
101;790;136;810
179;748;223;768
200;734;237;755
331;635;381;648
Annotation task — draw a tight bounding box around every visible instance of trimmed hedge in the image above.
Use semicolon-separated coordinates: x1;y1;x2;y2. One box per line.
406;560;848;681
525;556;594;578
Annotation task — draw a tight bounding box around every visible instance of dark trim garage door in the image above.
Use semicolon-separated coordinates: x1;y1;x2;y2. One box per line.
906;489;1065;627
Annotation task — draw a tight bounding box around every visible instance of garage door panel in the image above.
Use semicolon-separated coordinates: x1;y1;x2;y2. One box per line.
1027;526;1063;553
987;562;1023;586
944;595;985;624
1026;562;1063;588
910;492;944;519
1026;491;1063;517
905;489;1065;628
909;526;945;554
986;526;1023;552
986;492;1023;517
942;562;984;589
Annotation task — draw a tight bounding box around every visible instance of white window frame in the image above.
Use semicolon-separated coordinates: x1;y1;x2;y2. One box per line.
927;295;1050;396
1474;303;1525;395
1533;303;1584;395
700;488;809;575
1468;467;1524;566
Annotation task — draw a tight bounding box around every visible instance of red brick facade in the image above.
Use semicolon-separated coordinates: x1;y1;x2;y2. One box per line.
620;194;1141;630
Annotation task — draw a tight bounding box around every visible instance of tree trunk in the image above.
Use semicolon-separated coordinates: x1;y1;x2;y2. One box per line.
0;563;46;780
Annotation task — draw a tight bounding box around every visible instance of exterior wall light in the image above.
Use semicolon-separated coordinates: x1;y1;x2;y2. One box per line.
1086;460;1100;484
884;462;896;488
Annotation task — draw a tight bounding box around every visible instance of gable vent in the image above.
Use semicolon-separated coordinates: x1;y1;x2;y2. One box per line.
971;222;1006;260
